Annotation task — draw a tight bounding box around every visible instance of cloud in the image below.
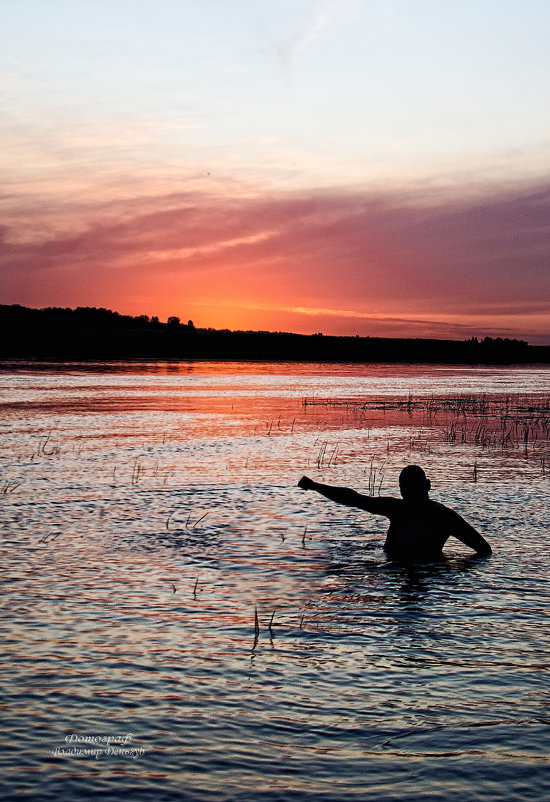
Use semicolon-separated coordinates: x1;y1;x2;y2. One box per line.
288;1;339;58
1;176;549;342
269;0;358;64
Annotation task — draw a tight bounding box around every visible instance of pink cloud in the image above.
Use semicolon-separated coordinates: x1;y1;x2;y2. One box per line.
1;178;549;343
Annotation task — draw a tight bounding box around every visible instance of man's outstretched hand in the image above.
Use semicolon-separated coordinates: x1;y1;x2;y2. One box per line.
298;475;314;490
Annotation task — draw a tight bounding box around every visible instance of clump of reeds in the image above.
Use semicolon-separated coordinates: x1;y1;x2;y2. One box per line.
315;441;340;469
409;430;430;453
252;604;260;649
249;607;277;645
39;532;62;543
131;458;144;486
166;510;210;530
38;431;61;457
1;479;21;495
366;458;385;495
303;392;549;459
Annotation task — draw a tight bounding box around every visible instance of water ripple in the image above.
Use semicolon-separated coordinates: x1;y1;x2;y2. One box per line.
0;362;549;800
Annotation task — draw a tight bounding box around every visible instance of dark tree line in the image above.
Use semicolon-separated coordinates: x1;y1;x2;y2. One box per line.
0;305;195;331
0;304;547;364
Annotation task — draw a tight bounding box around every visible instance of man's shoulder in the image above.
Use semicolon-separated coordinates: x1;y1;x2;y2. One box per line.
429;499;467;523
430;500;450;512
429;499;454;515
365;495;402;514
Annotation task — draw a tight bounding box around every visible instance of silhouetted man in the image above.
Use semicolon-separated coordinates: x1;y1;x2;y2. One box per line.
298;465;491;562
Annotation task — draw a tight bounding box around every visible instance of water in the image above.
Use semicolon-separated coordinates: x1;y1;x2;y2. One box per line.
1;361;549;801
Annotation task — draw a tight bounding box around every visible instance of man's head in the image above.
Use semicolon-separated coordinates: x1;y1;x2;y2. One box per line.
399;464;431;501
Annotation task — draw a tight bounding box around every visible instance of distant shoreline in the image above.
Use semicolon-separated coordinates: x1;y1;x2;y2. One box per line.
2;304;549;365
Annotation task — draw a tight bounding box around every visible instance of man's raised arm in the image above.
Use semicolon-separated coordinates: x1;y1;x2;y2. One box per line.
297;475;386;514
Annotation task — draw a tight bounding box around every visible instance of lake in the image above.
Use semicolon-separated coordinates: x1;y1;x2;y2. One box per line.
0;360;549;801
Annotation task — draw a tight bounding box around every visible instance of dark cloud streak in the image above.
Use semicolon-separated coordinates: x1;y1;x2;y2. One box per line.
1;178;549;341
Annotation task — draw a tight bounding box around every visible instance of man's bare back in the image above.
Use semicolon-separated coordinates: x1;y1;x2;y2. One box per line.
298;465;491;562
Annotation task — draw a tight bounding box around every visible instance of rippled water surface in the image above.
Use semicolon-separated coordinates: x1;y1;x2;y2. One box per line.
1;361;549;801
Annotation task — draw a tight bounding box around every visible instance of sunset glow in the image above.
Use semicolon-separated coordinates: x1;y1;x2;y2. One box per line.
2;1;549;343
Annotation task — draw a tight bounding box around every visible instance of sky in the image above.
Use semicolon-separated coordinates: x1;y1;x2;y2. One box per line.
1;0;549;343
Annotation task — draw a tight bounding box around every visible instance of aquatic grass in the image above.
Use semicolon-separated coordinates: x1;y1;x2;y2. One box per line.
366;458;385;495
186;511;210;529
131;457;145;486
315;441;341;469
191;512;210;529
38;431;61;457
303;391;549;421
303;392;550;461
1;480;21;495
316;442;327;469
2;363;548;801
252;604;260;649
409;430;430;453
166;509;210;530
38;531;62;543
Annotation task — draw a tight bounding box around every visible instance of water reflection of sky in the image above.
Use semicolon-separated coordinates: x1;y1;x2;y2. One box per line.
1;361;550;401
0;362;549;801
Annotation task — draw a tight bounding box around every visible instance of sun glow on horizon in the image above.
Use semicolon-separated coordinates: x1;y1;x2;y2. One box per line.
1;2;549;345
